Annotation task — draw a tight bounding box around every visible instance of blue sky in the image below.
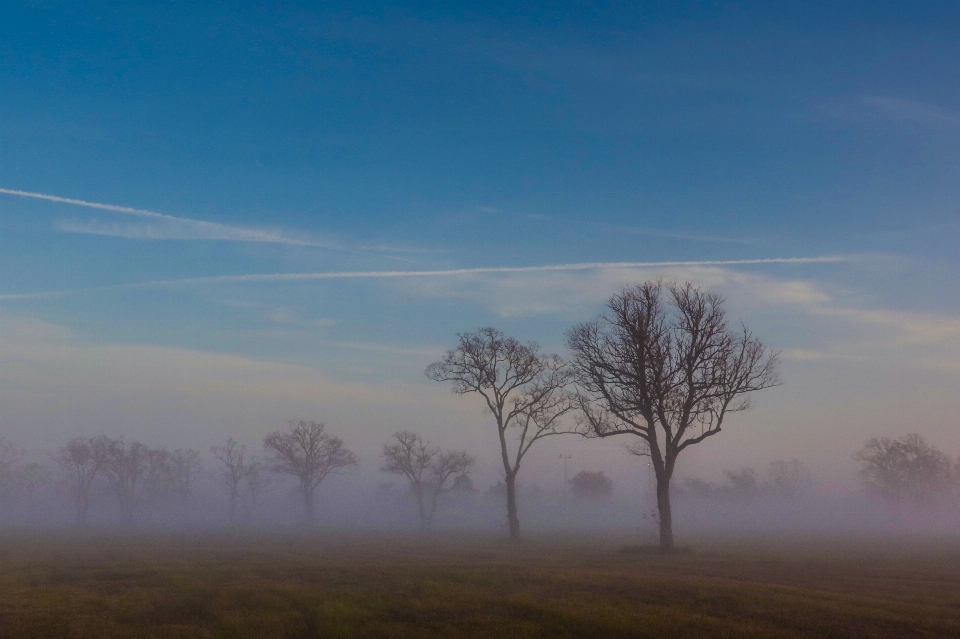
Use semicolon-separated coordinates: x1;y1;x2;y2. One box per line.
2;1;958;483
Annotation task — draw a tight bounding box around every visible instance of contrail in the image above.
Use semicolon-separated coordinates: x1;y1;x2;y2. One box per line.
0;188;327;247
0;256;850;301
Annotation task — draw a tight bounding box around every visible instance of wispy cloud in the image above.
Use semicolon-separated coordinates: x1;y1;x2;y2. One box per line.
1;188;333;247
824;96;960;129
0;256;850;301
615;226;763;245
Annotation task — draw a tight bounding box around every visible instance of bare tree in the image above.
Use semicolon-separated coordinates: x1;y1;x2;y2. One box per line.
854;433;952;502
0;437;24;476
568;470;613;501
767;458;814;499
167;448;202;509
567;281;779;551
0;437;24;503
13;463;54;501
211;438;250;524
426;327;574;540
263;420;357;525
723;467;759;495
242;455;272;524
103;439;170;526
52;436;112;526
380;431;474;528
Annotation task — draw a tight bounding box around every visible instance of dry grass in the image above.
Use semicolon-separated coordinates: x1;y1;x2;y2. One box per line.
1;530;958;638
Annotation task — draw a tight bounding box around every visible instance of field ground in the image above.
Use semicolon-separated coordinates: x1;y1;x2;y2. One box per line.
0;530;958;638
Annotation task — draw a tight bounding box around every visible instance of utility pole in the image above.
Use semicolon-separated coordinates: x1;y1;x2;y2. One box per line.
560;454;572;493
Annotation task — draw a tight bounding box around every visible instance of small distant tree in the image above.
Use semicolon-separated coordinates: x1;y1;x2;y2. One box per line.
167;448;202;508
13;463;54;501
567;281;780;551
242;456;272;523
854;433;952;502
380;431;475;528
103;439;170;526
0;437;24;488
767;458;814;499
263;420;357;525
211;438;251;524
427;327;575;541
723;467;758;495
53;436;112;526
568;470;613;500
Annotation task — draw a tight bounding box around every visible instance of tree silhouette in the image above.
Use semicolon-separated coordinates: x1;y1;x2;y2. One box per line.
568;281;779;551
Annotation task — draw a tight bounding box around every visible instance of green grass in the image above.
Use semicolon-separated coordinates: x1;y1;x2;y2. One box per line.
1;531;958;638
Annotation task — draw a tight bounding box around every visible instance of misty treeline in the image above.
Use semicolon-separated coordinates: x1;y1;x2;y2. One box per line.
2;282;959;546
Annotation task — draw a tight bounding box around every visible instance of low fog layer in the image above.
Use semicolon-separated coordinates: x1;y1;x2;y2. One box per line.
2;430;957;539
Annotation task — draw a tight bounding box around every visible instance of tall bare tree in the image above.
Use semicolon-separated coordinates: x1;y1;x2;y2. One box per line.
426;327;574;540
263;420;357;525
854;433;953;501
103;439;170;526
567;281;779;551
52;435;112;526
381;431;475;528
211;438;251;524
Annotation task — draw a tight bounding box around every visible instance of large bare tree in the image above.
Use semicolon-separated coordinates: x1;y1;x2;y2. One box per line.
426;327;574;540
381;430;474;528
263;420;357;525
567;282;779;551
52;435;112;526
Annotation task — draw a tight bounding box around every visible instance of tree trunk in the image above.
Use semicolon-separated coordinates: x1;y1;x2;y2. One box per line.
229;488;238;525
76;494;88;527
303;486;314;526
505;474;521;541
656;473;674;552
415;486;429;529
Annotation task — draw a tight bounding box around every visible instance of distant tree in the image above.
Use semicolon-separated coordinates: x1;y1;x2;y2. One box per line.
448;474;478;496
427;327;574;541
680;477;717;499
568;470;613;500
767;458;814;499
380;430;474;528
854;433;952;502
53;436;112;526
568;281;780;551
263;420;357;525
211;438;251;524
103;439;170;526
242;456;272;523
723;467;758;495
167;448;202;508
0;437;24;498
13;463;54;501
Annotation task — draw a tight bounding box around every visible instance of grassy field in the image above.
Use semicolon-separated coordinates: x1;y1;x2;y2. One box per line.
1;530;958;638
